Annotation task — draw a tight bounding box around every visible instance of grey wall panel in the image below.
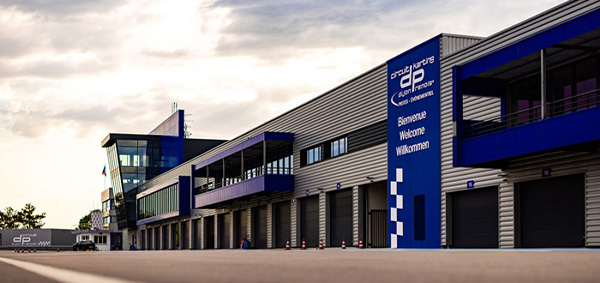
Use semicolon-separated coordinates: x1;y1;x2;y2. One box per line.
267;203;273;249
352;186;359;246
139;64;388;200
441;34;483;58
431;3;600;244
503;151;600;247
295;143;387;198
319;192;327;246
291;199;298;247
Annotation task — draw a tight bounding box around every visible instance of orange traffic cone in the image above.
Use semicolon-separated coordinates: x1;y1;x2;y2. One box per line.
56;248;60;252
28;248;31;253
240;239;244;249
359;238;364;249
285;238;291;250
14;249;17;253
301;238;306;250
33;248;36;253
342;239;346;249
319;238;324;250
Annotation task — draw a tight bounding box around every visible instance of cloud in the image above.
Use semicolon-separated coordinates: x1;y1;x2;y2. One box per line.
0;0;124;16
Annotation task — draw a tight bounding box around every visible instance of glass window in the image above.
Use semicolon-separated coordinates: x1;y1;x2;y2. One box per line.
331;137;347;158
306;145;322;165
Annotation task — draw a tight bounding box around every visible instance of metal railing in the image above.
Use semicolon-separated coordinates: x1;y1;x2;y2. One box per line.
464;89;599;138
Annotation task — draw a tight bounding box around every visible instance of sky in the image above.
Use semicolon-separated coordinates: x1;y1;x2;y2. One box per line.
0;0;565;229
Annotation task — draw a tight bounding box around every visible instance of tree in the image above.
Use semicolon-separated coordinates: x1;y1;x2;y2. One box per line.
77;213;91;230
76;209;101;230
0;207;22;229
18;203;46;229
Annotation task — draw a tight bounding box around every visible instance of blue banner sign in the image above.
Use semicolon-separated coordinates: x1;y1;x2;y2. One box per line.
387;37;442;248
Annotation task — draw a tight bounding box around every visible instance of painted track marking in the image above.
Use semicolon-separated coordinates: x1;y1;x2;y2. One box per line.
0;256;138;283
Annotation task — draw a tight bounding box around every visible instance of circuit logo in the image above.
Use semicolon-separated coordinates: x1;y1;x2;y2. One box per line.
13;234;31;244
400;66;425;92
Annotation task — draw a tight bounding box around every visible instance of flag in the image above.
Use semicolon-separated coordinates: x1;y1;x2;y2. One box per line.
102;165;106;176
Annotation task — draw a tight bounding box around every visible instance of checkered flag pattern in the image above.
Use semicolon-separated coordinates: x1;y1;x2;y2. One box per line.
390;168;403;248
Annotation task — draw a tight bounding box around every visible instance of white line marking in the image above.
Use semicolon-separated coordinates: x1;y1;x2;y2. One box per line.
0;257;138;283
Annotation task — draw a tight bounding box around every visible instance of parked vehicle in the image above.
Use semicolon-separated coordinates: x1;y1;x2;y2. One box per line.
73;240;96;251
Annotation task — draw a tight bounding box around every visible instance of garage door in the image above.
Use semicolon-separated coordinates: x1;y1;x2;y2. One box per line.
155;228;160;250
182;221;189;249
274;201;291;248
301;196;319;247
147;228;153;250
451;187;498;248
219;214;231;249
518;174;584;248
205;216;215;249
193;219;201;249
330;189;353;247
234;210;248;249
253;205;268;249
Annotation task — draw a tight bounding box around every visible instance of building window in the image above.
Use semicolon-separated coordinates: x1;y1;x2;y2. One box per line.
330;137;347;158
81;235;89;241
306;145;322;165
94;236;107;244
138;183;179;220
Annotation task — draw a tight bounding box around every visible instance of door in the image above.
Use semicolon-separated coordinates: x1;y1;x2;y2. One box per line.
253;205;268;249
162;225;169;250
193;219;201;249
330;189;353;247
182;221;189;249
517;174;585;248
274;201;291;248
205;216;215;249
154;228;160;250
451;187;499;248
234;210;248;248
301;196;319;247
219;214;231;249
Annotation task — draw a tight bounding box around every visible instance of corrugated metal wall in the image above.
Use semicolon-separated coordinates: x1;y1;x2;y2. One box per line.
439;0;600;247
504;152;600;247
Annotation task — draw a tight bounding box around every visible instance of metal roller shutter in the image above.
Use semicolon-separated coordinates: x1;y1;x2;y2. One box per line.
182;222;189;249
193;219;201;249
301;196;319;247
451;187;499;248
205;216;215;249
517;174;585;248
219;214;231;249
234;210;248;249
274;201;291;248
254;206;268;249
330;189;353;247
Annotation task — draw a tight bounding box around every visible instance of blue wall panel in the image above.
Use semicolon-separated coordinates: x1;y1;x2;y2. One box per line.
194;174;294;208
387;36;441;248
458;106;600;167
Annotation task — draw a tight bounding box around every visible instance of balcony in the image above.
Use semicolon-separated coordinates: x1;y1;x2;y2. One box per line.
135;176;190;226
192;132;294;208
453;10;600;168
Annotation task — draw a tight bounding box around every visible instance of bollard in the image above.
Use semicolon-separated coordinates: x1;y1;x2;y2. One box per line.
301;238;306;250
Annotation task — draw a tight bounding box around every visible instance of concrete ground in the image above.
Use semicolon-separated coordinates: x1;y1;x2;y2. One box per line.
1;248;599;283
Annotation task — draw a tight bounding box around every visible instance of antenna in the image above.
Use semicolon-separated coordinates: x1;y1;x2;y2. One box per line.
184;113;193;138
171;102;178;114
